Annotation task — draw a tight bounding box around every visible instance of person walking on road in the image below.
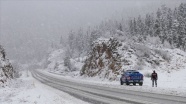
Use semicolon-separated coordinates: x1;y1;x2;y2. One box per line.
151;70;158;87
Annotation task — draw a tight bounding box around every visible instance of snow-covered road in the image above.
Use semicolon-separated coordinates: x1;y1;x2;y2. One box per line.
0;71;89;104
32;69;186;104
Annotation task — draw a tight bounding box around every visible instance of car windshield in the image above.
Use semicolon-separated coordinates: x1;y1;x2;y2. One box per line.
123;70;139;75
133;72;139;74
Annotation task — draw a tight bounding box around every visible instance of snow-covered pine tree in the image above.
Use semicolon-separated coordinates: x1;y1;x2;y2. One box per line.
159;5;169;44
129;19;134;36
177;3;186;50
145;14;154;37
60;35;63;45
76;28;84;56
133;18;137;35
167;8;173;45
68;30;76;58
137;15;144;36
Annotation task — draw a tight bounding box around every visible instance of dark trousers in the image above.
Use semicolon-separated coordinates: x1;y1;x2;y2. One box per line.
152;79;157;87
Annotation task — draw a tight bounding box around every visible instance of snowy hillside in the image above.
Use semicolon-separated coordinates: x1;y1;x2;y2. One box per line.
45;49;85;76
42;3;186;81
80;37;186;80
120;39;186;73
0;45;13;84
45;37;186;81
42;37;186;96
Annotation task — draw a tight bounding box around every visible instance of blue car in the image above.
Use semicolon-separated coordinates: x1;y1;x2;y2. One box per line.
120;70;143;86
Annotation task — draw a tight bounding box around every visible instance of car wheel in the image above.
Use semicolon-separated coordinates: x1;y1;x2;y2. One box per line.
139;82;143;86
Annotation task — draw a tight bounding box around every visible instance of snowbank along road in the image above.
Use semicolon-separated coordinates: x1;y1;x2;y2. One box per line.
31;69;186;104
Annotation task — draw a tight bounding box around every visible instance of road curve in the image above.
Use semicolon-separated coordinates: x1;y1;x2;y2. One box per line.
31;69;186;104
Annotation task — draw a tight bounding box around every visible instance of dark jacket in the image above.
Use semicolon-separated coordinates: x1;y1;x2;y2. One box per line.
151;72;158;80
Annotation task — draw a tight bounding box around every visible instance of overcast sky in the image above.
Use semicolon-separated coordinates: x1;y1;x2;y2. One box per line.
0;0;185;63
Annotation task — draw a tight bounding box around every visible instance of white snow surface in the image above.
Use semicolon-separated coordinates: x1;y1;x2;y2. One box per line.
40;68;186;97
46;48;86;76
0;71;89;104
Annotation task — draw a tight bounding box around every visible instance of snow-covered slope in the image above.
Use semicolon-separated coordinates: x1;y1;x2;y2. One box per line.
46;49;65;72
0;71;89;104
45;49;85;76
81;37;186;80
45;37;186;80
0;45;13;83
122;42;186;72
